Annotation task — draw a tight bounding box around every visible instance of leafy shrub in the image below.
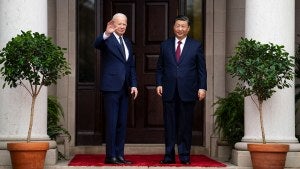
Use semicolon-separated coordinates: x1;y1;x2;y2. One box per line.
213;89;244;146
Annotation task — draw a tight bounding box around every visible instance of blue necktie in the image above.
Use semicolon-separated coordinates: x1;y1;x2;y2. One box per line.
119;36;126;59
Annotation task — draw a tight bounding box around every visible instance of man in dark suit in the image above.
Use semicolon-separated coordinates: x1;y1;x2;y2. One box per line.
94;13;138;164
156;15;207;165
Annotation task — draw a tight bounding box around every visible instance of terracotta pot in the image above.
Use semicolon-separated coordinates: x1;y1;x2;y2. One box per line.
248;143;289;169
7;142;49;169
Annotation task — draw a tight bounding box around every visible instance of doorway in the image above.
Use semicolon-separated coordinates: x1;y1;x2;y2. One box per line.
76;0;205;145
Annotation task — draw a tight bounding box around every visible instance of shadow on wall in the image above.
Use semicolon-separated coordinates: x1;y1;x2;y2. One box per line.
295;35;300;142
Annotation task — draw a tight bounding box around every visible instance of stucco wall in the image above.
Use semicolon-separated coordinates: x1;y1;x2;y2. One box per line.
47;0;76;157
225;0;245;92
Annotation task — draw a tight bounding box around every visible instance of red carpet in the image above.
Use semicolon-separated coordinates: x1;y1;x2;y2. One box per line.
68;154;226;167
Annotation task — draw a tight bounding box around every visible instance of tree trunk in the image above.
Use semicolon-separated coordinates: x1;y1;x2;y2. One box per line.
27;94;37;142
258;100;266;144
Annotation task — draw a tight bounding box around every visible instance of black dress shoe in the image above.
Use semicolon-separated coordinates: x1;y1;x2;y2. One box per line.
104;157;123;164
117;156;133;164
180;161;191;165
160;159;175;164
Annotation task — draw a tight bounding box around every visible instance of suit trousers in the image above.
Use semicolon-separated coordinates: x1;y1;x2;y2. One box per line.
102;85;129;158
163;88;196;162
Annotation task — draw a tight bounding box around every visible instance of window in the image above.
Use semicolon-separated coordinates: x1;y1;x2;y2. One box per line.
186;0;204;43
77;0;96;83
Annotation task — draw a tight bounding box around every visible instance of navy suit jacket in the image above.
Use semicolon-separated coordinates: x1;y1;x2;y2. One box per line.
94;33;137;91
156;37;207;101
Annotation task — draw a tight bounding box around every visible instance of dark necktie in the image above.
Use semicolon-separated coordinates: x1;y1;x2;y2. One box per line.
176;41;182;62
119;36;126;59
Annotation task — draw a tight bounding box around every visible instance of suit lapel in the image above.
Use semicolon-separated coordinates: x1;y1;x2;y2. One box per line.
109;35;126;62
168;38;177;64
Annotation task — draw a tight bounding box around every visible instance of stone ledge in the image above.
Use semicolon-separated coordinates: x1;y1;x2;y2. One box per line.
231;149;300;168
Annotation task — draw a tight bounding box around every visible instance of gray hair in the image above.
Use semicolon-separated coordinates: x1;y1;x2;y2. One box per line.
112;13;127;20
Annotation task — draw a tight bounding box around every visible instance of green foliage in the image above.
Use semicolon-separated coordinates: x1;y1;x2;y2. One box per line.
226;38;294;102
0;31;71;89
213;89;244;146
47;95;71;160
226;38;294;144
47;95;71;141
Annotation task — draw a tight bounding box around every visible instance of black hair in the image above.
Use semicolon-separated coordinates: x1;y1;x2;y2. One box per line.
174;15;190;26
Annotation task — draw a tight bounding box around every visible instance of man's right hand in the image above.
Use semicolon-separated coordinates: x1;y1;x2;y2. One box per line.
156;86;163;96
104;20;116;36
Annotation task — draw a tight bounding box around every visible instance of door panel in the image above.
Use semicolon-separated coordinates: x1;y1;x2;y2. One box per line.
76;0;103;145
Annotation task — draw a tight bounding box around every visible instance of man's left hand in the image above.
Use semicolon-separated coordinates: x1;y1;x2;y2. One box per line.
198;89;206;101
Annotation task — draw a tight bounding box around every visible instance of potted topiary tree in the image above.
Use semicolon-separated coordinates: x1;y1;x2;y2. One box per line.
226;38;294;169
0;30;71;169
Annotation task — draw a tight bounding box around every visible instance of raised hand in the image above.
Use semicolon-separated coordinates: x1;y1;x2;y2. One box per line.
104;20;116;36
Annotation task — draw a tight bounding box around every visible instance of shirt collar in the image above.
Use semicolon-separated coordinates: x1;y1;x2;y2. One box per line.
175;37;187;45
113;32;123;41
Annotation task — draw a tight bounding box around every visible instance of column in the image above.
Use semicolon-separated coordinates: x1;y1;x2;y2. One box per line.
243;0;296;143
232;0;300;167
0;0;57;166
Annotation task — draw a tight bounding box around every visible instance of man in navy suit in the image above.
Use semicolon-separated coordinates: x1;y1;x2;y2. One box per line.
94;13;138;164
156;15;207;165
